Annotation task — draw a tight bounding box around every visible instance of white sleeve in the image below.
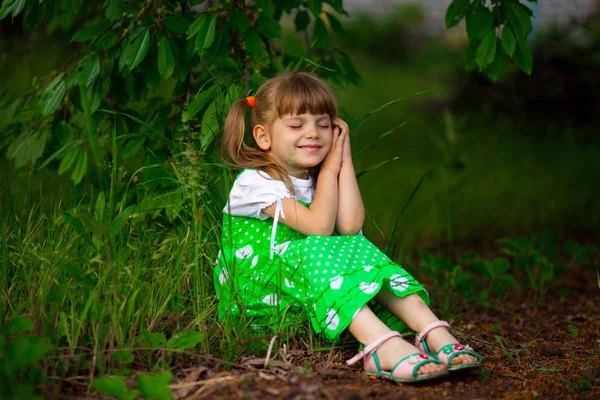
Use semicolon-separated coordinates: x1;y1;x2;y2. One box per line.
223;170;294;220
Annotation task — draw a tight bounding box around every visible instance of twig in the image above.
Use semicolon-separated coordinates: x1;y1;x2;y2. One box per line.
168;375;238;390
264;335;277;368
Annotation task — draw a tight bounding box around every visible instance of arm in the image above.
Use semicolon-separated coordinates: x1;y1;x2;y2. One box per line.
262;128;346;236
334;119;365;235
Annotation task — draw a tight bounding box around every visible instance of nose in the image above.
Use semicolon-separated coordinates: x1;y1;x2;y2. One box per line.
305;124;319;139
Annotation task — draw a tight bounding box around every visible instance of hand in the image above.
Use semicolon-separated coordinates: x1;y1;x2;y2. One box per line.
333;118;352;165
320;124;346;176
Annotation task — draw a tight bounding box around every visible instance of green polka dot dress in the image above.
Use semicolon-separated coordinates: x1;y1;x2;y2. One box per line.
214;169;429;342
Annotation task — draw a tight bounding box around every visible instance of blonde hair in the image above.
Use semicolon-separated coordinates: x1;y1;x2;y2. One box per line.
222;71;338;190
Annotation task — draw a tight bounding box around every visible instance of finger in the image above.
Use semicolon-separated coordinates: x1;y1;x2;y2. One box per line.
336;130;346;150
334;118;348;135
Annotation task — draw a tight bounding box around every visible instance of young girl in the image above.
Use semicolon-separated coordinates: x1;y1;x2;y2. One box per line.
214;71;482;383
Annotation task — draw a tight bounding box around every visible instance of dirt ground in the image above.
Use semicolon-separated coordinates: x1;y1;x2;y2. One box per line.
168;267;600;400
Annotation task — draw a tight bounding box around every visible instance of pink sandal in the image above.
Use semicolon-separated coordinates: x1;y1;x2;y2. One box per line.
347;331;449;383
415;321;482;372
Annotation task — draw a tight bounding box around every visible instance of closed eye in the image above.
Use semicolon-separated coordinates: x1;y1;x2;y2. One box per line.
318;125;330;129
290;125;302;129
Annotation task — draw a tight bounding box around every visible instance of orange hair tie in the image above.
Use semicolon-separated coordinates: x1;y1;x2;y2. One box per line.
246;96;256;107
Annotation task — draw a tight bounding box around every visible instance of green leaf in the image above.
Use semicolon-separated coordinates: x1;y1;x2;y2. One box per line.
182;85;218;122
308;0;322;17
62;211;94;247
326;12;344;36
313;17;329;49
244;29;263;59
4;316;34;336
105;0;125;21
501;25;516;57
137;373;172;400
492;275;517;293
112;350;135;364
187;14;206;39
121;28;150;71
62;0;83;17
43;78;67;116
514;39;533;75
255;0;275;17
166;331;204;350
485;45;506;82
58;147;79;175
163;16;190;34
504;2;533;40
0;0;26;19
157;36;175;79
6;336;52;369
229;10;249;33
466;3;494;40
110;205;136;239
206;28;230;59
92;376;137;400
476;30;497;69
200;100;219;151
195;16;216;55
294;10;310;32
445;0;470;29
139;331;167;349
256;16;281;39
71;150;88;184
465;39;479;72
492;257;510;275
71;20;111;43
79;57;101;88
95;191;106;219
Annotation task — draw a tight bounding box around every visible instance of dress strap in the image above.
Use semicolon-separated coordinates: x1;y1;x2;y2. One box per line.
269;198;286;260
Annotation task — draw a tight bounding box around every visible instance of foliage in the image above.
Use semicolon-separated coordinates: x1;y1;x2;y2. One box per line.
451;11;600;126
0;0;357;195
446;0;537;81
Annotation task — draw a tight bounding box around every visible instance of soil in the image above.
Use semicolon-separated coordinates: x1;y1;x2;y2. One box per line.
165;267;600;400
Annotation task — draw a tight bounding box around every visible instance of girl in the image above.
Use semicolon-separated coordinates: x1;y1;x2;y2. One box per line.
214;71;482;383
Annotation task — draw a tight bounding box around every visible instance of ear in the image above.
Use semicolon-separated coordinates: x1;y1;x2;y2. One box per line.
253;124;271;151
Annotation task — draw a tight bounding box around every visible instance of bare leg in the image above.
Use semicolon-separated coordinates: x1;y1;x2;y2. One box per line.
348;305;446;375
374;290;478;366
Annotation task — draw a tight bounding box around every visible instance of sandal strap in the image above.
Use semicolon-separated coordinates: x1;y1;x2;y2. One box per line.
414;320;450;351
346;331;402;366
390;351;441;379
437;343;482;366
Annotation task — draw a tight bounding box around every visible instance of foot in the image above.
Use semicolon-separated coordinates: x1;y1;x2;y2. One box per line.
424;328;479;367
375;337;447;376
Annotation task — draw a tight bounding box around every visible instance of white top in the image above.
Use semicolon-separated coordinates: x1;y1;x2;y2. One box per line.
223;169;315;219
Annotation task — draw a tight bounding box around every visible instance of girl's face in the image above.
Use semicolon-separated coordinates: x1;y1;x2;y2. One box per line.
258;113;334;178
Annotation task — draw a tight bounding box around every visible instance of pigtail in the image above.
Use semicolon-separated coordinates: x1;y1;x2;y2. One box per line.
222;99;249;166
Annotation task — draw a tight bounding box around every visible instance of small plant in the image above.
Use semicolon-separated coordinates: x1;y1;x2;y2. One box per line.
531;364;562;372
498;231;566;304
92;372;172;400
478;367;492;380
568;324;580;362
494;335;520;365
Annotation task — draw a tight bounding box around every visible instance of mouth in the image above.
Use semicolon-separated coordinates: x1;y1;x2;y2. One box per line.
297;145;322;153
